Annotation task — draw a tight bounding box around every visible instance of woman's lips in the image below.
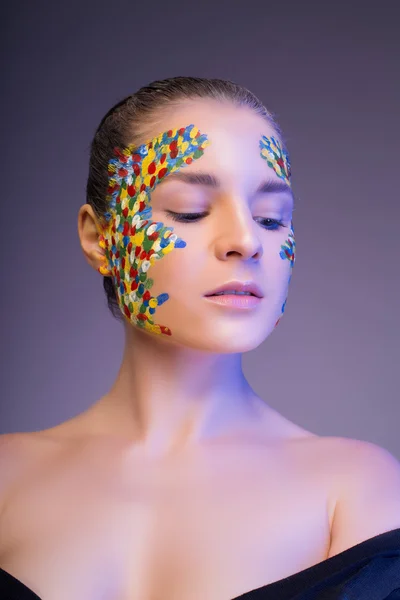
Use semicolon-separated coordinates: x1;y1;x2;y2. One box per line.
204;294;262;309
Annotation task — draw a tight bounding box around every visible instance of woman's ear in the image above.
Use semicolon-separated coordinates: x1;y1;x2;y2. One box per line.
77;204;111;276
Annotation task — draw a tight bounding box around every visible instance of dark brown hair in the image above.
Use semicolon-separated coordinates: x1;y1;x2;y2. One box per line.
85;76;286;320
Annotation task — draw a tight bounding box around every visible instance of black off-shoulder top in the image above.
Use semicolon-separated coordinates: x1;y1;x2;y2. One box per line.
1;528;399;599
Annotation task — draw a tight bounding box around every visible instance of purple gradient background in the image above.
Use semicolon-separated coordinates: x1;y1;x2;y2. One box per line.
1;2;399;458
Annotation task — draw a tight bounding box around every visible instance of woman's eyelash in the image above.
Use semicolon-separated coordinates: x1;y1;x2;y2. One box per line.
166;211;285;231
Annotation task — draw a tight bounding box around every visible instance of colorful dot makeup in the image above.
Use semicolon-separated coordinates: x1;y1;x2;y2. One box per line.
97;126;296;336
259;135;291;186
97;124;210;336
259;133;295;328
259;133;296;269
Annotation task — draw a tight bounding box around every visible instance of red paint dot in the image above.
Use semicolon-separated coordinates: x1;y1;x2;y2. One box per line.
148;161;156;174
158;167;168;179
160;325;172;336
127;184;135;197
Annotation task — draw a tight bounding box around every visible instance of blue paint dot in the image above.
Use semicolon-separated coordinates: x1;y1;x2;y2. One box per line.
157;293;169;306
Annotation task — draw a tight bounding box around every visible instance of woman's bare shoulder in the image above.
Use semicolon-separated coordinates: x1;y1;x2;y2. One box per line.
312;433;397;459
0;432;34;475
0;430;70;511
0;433;34;509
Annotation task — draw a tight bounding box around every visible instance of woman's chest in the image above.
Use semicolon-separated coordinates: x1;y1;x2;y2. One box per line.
0;443;334;600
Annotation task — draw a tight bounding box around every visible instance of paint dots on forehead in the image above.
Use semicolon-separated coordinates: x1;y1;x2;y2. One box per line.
259;135;291;187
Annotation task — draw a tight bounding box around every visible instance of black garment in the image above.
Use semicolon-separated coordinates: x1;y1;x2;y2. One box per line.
1;528;399;600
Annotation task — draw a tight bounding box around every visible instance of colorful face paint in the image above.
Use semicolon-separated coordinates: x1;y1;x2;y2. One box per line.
259;134;296;268
96;124;210;336
259;134;295;329
280;223;296;268
259;135;291;186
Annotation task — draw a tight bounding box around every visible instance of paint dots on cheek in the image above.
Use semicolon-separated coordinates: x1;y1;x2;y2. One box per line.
97;124;211;337
279;223;296;267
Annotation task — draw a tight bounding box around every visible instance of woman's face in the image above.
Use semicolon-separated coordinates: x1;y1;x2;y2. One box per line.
99;98;295;353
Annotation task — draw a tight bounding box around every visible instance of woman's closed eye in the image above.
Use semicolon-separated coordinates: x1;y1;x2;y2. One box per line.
166;211;285;231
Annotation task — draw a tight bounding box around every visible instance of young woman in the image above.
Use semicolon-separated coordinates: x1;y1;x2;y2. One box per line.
1;76;399;599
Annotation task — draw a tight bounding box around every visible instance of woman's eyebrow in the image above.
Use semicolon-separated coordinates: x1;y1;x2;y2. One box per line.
163;171;219;187
163;171;292;195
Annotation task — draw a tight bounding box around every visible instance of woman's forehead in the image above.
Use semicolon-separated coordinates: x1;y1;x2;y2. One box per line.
140;99;278;155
